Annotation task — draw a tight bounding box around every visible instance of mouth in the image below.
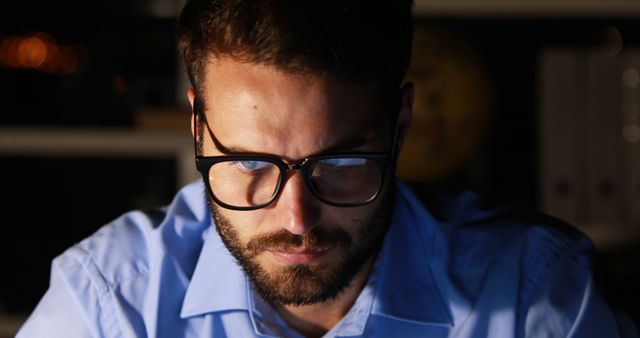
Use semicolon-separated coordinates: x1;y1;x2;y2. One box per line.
268;245;334;264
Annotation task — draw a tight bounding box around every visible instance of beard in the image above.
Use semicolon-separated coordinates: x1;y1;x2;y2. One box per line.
208;189;394;306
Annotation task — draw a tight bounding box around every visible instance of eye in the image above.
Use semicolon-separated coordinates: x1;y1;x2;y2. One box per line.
319;158;367;168
235;160;271;171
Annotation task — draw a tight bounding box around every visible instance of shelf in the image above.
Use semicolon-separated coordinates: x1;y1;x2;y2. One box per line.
0;127;198;188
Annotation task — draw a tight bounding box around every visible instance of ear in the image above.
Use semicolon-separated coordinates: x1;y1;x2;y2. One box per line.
395;82;414;154
188;88;196;139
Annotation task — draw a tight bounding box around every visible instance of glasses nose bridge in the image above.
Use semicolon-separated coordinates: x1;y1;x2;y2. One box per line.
276;158;314;205
283;158;309;171
279;158;312;190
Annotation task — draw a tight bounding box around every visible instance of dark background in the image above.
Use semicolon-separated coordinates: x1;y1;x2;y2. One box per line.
0;0;638;334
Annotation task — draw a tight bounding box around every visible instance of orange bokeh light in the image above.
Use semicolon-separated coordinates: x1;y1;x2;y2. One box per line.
17;36;48;68
43;44;62;73
1;37;22;68
59;46;79;74
0;32;89;75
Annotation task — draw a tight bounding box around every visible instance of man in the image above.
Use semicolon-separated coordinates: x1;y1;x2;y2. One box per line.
17;0;637;337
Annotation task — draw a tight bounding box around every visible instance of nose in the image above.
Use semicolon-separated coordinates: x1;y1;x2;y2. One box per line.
275;170;321;235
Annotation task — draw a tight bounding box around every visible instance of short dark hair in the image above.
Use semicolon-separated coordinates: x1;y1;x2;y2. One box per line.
176;0;414;94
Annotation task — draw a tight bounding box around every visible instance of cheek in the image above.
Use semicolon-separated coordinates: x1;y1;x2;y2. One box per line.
220;208;278;243
215;209;257;245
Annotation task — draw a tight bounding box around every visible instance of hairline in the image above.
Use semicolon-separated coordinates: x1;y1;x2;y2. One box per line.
192;53;397;100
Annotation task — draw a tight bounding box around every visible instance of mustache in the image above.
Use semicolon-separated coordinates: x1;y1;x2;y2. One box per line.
246;227;352;257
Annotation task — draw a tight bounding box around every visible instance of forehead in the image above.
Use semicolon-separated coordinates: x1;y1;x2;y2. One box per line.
201;58;390;158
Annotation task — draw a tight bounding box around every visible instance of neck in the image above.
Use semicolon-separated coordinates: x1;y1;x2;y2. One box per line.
273;258;375;338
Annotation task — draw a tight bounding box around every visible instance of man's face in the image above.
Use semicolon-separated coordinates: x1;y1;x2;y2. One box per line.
193;58;409;306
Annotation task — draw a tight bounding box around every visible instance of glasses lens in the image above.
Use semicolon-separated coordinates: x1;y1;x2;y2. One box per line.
308;157;382;204
208;160;280;207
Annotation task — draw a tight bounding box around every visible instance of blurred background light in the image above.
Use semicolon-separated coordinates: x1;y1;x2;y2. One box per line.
0;37;21;68
602;25;624;57
622;67;640;88
623;124;640;143
59;46;78;74
0;33;90;75
17;36;48;69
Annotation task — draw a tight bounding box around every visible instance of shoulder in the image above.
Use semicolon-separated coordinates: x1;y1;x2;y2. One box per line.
19;181;213;337
401;183;610;333
394;182;631;337
53;180;210;296
55;210;160;291
399;181;594;295
405;182;593;260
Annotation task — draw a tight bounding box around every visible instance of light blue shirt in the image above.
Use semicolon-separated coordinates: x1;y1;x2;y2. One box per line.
18;181;637;337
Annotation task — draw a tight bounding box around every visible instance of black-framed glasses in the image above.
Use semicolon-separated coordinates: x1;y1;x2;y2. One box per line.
192;98;396;210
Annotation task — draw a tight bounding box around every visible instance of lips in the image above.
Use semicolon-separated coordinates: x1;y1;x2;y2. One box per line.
268;245;333;264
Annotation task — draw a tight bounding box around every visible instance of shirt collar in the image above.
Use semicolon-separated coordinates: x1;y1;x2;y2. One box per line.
180;224;250;318
369;181;453;327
